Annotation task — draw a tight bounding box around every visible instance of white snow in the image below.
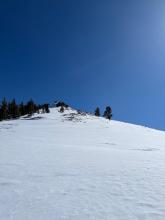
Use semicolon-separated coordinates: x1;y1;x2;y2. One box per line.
1;107;165;220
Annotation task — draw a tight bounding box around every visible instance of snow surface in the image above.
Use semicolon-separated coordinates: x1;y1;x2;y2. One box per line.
1;107;165;220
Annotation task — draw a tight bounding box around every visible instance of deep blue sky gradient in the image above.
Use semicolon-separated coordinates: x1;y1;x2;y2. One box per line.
1;0;165;130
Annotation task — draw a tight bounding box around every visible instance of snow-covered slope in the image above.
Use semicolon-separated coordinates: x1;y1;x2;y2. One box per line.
1;107;165;220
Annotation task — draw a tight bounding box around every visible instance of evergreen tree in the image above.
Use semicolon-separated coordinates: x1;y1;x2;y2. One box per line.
0;98;50;122
103;106;112;120
26;99;35;116
19;102;25;116
41;105;45;113
95;107;100;117
60;105;64;113
44;104;50;113
9;99;20;119
0;103;3;121
0;98;8;120
37;105;42;114
36;105;40;114
7;101;12;119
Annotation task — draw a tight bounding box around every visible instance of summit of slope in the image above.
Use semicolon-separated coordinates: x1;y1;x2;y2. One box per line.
45;107;165;152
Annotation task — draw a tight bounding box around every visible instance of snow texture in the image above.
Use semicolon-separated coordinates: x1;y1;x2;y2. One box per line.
1;107;165;220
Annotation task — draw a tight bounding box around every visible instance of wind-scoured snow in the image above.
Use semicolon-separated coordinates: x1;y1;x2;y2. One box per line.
1;107;165;220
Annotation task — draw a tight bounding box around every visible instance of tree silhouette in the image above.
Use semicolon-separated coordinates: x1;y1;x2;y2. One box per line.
95;107;100;117
103;106;112;120
60;105;64;113
44;104;50;113
26;99;35;116
8;99;20;119
0;98;8;120
0;98;50;122
19;102;25;116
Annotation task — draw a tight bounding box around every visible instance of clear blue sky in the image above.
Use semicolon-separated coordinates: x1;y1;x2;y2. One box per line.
0;0;165;130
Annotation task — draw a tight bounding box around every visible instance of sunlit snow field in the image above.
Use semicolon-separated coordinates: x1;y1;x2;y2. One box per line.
1;108;165;220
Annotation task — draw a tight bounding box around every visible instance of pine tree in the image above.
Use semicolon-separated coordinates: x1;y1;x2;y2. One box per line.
41;105;45;113
95;107;100;116
37;105;42;114
8;99;20;119
0;98;50;122
7;101;12;119
0;98;8;120
60;105;64;113
103;106;112;120
19;102;25;116
26;99;35;116
0;103;3;121
44;104;50;113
